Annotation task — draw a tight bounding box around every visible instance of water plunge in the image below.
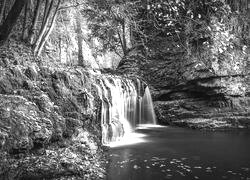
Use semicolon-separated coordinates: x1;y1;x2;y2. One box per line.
141;87;156;125
96;76;156;145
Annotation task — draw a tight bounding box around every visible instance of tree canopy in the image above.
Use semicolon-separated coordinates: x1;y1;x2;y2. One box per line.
0;0;249;69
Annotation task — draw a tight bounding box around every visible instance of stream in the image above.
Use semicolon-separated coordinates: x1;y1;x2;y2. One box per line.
105;125;250;180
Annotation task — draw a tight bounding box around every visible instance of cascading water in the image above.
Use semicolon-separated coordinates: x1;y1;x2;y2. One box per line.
96;76;156;145
141;87;157;125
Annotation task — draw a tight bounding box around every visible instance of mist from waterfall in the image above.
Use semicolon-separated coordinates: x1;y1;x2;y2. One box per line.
95;76;156;145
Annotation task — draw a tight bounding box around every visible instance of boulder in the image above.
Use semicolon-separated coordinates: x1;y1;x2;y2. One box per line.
0;95;53;153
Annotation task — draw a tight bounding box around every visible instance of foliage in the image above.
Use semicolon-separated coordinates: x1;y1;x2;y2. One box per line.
0;0;249;70
82;0;135;57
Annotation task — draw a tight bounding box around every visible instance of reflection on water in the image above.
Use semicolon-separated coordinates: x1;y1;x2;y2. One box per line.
107;124;165;147
108;132;148;148
105;126;250;180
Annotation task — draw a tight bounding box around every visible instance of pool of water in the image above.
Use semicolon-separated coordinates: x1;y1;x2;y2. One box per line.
105;125;250;180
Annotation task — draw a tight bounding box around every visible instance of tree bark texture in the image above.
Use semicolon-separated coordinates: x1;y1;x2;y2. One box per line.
75;14;84;66
36;0;61;56
22;1;29;40
0;0;7;24
33;0;54;54
28;0;42;44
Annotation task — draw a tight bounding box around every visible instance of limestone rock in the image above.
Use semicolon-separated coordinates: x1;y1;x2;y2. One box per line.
154;97;250;129
0;64;105;179
0;42;105;179
0;95;53;152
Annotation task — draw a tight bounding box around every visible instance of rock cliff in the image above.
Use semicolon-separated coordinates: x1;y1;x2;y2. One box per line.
0;42;106;179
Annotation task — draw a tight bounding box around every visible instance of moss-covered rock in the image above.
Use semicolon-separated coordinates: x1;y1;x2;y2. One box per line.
0;43;106;179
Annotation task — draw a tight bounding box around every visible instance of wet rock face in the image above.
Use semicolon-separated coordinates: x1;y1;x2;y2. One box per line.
154;97;250;129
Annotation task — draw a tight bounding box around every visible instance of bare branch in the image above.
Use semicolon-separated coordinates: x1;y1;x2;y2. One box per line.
58;2;85;11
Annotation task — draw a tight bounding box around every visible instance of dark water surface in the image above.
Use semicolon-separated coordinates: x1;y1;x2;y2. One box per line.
105;125;250;180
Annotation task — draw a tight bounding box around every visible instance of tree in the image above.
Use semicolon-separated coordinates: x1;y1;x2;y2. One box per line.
22;0;31;40
27;0;42;44
33;0;55;55
35;0;61;56
75;14;85;66
83;0;136;57
0;0;28;44
0;0;7;24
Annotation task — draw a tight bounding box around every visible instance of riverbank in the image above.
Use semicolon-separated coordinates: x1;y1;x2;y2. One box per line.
154;97;250;130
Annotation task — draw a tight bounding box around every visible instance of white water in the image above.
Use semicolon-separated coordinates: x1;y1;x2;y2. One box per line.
142;87;157;125
96;76;156;145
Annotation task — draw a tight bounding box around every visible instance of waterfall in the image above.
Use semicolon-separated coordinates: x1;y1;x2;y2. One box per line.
141;87;157;125
96;76;156;145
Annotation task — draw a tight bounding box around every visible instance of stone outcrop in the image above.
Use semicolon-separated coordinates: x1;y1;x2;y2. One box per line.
154;96;250;129
0;42;107;179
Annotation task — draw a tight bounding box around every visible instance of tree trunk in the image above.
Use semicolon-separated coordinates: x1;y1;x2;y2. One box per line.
122;20;127;55
130;25;135;47
41;0;50;28
0;0;7;24
3;1;7;20
28;0;42;44
75;15;84;67
36;0;61;56
33;0;54;54
59;36;62;62
22;1;29;40
0;0;28;44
